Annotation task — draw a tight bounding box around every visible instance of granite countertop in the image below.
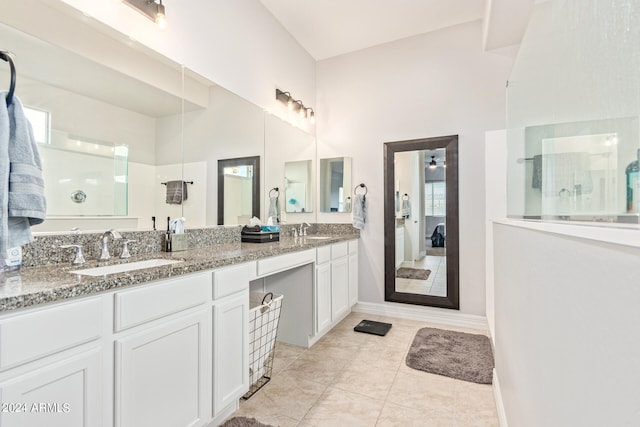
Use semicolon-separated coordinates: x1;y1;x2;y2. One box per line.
0;234;358;313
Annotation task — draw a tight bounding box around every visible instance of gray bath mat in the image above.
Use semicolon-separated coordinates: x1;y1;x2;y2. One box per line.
396;267;431;280
406;327;494;384
220;417;275;427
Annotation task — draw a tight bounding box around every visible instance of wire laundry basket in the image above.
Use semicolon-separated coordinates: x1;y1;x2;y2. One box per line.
242;291;284;399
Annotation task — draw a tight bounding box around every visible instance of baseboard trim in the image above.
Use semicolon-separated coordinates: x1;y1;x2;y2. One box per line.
352;301;488;331
493;368;509;427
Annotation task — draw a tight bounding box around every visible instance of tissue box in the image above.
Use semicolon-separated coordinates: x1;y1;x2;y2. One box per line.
241;231;280;243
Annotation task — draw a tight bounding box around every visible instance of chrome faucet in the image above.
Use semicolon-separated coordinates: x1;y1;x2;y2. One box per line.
99;229;122;261
300;222;310;236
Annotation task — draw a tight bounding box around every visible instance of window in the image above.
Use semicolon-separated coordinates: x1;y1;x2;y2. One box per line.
425;181;446;216
23;106;50;144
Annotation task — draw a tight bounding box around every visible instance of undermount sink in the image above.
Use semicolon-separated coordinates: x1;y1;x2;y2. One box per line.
70;259;184;277
304;236;333;240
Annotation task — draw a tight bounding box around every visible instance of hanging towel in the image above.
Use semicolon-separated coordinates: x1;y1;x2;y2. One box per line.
165;180;188;205
401;198;411;219
0;92;46;254
352;194;366;230
268;195;280;223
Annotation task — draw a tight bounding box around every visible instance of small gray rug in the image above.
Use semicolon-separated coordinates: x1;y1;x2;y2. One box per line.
406;327;494;384
220;417;275;427
396;267;431;280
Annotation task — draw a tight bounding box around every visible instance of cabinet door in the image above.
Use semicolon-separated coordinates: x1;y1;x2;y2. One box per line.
0;349;101;427
315;263;332;334
349;252;358;307
331;257;350;321
213;291;249;416
115;313;206;427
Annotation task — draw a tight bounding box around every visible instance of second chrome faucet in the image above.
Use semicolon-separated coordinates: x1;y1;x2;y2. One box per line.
99;229;122;261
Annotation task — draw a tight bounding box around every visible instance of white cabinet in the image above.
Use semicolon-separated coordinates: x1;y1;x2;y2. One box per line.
348;240;358;307
0;349;102;427
395;227;404;268
115;312;207;427
213;290;249;416
313;241;356;339
315;262;332;334
212;263;250;417
331;257;349;320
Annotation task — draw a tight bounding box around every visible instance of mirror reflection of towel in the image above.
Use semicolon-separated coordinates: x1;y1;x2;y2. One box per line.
401;199;411;218
268;196;280;223
532;153;593;196
165;180;188;205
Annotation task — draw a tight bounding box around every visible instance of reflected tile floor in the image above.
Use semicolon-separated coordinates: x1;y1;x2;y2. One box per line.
397;255;446;296
229;313;498;427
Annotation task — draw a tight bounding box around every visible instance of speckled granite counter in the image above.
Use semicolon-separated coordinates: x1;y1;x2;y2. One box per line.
0;234;358;313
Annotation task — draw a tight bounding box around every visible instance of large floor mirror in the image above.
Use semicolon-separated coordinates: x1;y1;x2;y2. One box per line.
384;135;459;309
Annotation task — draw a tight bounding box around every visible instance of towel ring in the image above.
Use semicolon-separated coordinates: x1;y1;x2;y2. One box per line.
269;187;279;197
354;183;367;196
0;51;16;107
402;193;409;201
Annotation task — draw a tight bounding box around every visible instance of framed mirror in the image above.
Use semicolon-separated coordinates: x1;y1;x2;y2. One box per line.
384;135;459;309
320;157;353;213
217;156;260;225
284;160;313;213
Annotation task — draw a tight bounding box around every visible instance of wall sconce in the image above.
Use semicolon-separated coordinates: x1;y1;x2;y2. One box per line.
276;89;315;124
123;0;167;29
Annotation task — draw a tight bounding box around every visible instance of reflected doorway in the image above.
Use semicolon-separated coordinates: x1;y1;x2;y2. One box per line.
384;136;459;309
217;156;260;225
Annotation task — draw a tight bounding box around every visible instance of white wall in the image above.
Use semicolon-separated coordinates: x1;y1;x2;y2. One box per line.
59;0;316;115
316;21;514;316
493;223;640;427
484;130;508;342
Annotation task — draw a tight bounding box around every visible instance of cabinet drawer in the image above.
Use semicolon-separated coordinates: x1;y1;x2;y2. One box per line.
213;263;250;300
257;249;315;277
331;242;348;259
316;246;331;265
0;298;102;371
348;240;358;254
114;272;208;332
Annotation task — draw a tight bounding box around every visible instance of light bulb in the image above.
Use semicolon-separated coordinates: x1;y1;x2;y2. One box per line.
309;110;315;124
287;97;294;110
156;2;166;29
298;103;306;118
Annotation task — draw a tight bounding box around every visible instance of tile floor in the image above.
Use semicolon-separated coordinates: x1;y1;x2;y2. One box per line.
230;313;499;427
396;255;447;296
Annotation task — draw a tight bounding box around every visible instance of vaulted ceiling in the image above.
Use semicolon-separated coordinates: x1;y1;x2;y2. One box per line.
259;0;536;60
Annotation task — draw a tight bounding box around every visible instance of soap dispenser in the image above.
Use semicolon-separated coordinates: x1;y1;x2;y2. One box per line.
626;148;640;213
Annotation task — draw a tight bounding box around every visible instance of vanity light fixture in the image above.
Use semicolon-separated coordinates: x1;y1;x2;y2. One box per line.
275;88;315;124
123;0;167;29
429;156;437;169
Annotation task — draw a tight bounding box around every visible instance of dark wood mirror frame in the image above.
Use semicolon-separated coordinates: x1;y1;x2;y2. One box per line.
217;156;261;225
384;135;459;309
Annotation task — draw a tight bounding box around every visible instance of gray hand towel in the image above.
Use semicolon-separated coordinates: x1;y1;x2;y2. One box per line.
1;92;46;254
166;180;188;205
401;198;411;218
352;194;366;230
268;195;280;223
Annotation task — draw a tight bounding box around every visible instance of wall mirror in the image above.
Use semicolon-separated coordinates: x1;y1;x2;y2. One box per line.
2;3;212;232
384;136;459;309
217;156;260;225
319;157;352;213
264;113;316;224
284;160;313;213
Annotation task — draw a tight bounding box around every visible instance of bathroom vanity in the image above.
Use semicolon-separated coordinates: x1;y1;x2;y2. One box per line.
0;235;358;427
